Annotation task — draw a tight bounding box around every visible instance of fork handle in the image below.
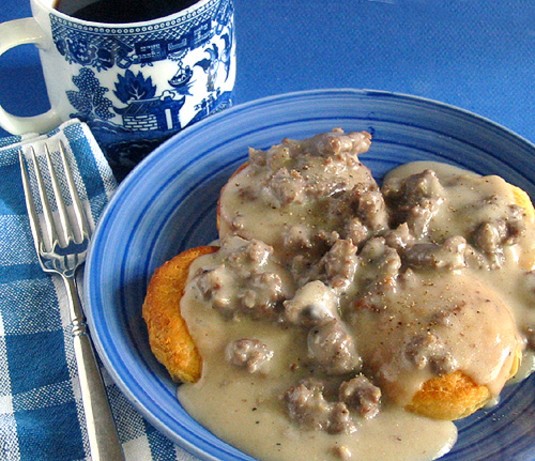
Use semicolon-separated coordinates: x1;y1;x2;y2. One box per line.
63;275;125;461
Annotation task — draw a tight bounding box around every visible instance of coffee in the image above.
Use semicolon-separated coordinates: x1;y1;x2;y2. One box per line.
54;0;199;23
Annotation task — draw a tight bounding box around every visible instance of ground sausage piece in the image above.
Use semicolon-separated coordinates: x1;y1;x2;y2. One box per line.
196;265;285;319
283;280;338;326
404;332;458;376
407;206;436;239
195;265;233;314
261;167;306;208
328;403;354;434
283;224;315;251
292;237;359;290
224;237;272;271
471;221;507;263
403;236;467;270
356;237;403;303
357;189;389;232
238;272;286;317
343;217;369;247
383;169;445;238
307;320;362;375
471;205;525;266
248;144;291;172
284;378;326;431
383;222;415;251
360;236;389;262
377;246;402;280
194;236;290;319
300;129;372;159
283;378;356;434
321;239;359;290
225;339;274;373
359;237;402;286
339;374;382;419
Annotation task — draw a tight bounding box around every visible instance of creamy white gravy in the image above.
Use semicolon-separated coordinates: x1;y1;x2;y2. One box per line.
179;274;457;461
176;132;535;461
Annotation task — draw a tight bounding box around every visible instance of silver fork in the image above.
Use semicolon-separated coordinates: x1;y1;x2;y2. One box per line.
19;142;125;461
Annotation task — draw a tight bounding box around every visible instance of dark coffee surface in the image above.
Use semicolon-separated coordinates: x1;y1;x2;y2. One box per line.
54;0;199;23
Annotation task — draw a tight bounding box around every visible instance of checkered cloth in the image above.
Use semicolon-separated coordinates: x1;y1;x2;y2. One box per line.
0;120;198;461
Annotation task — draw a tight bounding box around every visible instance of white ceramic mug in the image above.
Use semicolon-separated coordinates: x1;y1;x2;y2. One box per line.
0;0;235;176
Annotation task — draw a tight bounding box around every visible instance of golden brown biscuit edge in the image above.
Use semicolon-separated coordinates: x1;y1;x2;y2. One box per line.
142;246;218;383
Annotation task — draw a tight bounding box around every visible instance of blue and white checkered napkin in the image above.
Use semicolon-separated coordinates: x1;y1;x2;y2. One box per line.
0;119;198;461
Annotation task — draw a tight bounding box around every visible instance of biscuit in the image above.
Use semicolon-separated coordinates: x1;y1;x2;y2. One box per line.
406;352;520;420
405;179;531;420
142;246;218;383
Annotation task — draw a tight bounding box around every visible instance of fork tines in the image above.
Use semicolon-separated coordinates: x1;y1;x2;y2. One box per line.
19;141;91;257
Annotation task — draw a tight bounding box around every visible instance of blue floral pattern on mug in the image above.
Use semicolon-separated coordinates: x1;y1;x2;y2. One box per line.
50;0;235;179
51;0;232;69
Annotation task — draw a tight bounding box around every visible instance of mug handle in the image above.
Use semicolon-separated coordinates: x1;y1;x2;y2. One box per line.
0;18;62;135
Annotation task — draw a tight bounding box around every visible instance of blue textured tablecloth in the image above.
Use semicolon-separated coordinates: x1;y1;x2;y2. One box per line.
0;119;197;460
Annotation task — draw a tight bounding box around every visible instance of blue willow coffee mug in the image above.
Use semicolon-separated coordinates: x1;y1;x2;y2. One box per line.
0;0;235;176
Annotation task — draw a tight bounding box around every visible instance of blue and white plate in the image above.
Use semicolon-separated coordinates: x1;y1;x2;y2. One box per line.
85;89;535;461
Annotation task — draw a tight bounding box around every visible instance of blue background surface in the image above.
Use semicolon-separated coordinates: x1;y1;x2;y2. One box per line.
1;2;535;460
1;1;535;145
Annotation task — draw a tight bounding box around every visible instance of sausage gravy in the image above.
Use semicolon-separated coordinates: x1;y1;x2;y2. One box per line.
177;129;535;461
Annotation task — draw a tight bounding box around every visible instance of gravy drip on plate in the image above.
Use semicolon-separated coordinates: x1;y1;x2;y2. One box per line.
177;130;535;461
